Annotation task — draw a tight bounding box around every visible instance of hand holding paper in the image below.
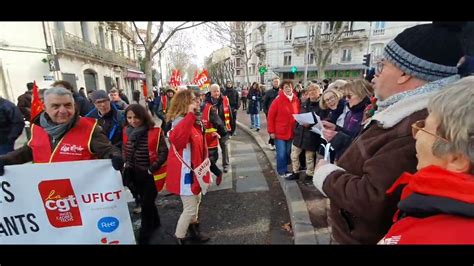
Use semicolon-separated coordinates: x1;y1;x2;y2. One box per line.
293;112;315;125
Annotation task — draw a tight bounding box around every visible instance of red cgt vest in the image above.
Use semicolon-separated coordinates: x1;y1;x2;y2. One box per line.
28;117;97;163
202;103;219;149
222;96;231;131
123;127;167;192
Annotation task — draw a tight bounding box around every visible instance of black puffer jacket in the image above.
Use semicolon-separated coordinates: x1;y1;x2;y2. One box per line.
263;87;279;115
292;99;322;151
223;87;240;110
0;97;25;145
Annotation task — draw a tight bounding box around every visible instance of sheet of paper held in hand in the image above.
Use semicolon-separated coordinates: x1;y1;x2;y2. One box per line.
293;112;315;125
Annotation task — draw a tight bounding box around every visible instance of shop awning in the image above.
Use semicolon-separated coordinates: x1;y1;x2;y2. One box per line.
126;69;146;80
272;64;367;73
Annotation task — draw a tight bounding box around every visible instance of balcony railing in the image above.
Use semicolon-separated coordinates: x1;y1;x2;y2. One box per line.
54;30;137;68
255;42;266;54
292;36;307;47
373;28;385;36
320;29;367;42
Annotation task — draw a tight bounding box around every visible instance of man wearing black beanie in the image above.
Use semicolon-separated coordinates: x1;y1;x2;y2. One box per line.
313;22;465;244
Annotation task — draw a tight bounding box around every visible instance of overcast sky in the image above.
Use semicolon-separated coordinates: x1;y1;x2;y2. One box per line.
134;21;224;67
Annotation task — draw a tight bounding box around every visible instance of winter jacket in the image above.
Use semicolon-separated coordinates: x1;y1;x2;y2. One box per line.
379;166;474;244
241;88;249;98
247;88;262;115
119;92;130;104
263;87;279;115
330;97;370;159
123;127;168;174
0;112;121;165
17;91;32;121
0;97;25;145
85;103;125;148
166;112;210;196
112;99;128;111
313;75;460;244
292;99;323;152
73;92;94;117
323;99;346;124
267;91;300;141
204;93;233;131
223;87;240;110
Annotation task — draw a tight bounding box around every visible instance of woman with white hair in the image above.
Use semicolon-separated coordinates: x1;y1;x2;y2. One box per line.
380;77;474;244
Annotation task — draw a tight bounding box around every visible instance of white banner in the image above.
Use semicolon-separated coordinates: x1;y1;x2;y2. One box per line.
0;159;136;244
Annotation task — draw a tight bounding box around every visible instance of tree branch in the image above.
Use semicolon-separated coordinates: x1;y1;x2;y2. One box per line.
132;21;146;47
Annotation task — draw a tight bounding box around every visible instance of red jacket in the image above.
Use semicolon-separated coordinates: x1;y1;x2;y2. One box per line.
166;112;210;196
267;90;300;140
380;166;474;244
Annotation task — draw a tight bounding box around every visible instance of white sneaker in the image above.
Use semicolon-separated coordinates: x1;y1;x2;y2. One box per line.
268;144;276;151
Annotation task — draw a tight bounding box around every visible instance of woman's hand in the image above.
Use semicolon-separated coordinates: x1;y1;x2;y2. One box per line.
322;128;337;142
321;120;336;131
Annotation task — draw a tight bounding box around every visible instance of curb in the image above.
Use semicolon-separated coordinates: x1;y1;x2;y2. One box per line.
237;121;318;244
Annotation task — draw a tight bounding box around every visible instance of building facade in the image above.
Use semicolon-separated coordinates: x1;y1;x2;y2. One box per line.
238;21;428;87
0;21;142;103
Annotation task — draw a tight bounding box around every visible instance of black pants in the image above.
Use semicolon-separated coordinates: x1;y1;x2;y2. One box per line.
241;98;247;110
208;148;222;177
230;109;238;135
133;169;160;244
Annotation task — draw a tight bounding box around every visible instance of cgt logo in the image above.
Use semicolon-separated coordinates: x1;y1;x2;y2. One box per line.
38;179;83;228
97;217;119;233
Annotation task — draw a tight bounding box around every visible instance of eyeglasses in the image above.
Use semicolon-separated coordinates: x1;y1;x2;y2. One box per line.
376;61;384;74
324;95;337;103
411;120;449;142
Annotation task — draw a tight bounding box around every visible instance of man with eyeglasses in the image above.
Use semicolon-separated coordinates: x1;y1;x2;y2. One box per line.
313;22;465;244
85;90;125;149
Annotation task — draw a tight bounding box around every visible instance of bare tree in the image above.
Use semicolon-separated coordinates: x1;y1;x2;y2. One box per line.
185;63;199;83
165;32;196;81
206;22;254;85
309;21;348;80
132;21;206;96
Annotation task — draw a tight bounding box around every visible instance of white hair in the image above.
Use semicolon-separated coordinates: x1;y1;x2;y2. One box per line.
44;87;75;105
428;76;474;173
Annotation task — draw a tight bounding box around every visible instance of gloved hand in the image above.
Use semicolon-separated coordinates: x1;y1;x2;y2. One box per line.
111;156;124;171
0;159;4;176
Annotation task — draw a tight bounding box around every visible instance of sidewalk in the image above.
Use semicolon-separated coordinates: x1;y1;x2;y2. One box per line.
236;109;331;244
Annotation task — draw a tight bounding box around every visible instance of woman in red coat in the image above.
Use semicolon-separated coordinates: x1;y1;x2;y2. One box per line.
166;89;211;244
380;77;474;244
267;79;300;178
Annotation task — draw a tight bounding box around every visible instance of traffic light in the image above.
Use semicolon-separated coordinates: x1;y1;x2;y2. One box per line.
363;53;371;67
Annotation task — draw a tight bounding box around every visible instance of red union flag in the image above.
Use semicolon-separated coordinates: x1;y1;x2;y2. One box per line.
192;70;199;84
38;179;83;228
196;69;210;90
169;69;183;87
30;80;44;122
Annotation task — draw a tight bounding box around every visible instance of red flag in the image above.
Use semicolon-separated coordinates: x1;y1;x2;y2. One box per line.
192;70;199;84
142;82;148;97
196;69;210;90
30;81;44;122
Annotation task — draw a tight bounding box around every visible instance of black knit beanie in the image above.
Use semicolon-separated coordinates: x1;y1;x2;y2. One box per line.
383;22;465;81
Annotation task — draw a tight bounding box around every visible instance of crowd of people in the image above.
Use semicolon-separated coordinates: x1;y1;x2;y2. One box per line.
0;22;473;245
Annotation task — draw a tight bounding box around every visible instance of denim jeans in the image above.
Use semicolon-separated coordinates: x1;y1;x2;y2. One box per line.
250;114;260;129
274;139;292;175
